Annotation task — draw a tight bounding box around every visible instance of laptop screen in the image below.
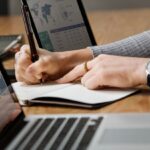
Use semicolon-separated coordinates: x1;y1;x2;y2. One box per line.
0;68;21;132
26;0;95;51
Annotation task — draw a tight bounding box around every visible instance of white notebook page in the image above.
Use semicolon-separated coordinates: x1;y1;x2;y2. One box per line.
12;82;137;105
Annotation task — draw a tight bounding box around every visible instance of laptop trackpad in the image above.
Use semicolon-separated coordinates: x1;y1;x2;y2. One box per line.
99;128;150;150
100;128;150;144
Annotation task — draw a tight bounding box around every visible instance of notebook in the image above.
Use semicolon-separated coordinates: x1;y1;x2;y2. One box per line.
12;81;137;108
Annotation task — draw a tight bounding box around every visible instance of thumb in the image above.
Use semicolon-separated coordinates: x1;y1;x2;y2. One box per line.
26;59;44;79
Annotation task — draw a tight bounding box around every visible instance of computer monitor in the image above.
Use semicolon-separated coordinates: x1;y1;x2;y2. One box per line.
21;0;96;52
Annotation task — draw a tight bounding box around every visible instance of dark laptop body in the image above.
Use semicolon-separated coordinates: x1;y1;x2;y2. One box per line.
0;61;26;149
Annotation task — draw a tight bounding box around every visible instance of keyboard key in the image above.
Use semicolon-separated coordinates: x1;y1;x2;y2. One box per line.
15;119;42;150
23;119;53;150
63;117;89;150
51;118;77;150
77;117;103;150
0;119;27;149
37;118;65;150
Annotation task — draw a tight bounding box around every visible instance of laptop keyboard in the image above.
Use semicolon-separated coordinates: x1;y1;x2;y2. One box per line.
7;116;103;150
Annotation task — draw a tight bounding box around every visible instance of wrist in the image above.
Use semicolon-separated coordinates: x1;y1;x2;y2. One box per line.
57;48;93;71
145;59;150;87
135;59;149;86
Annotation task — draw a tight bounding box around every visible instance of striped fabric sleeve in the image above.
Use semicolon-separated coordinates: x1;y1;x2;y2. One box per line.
90;30;150;58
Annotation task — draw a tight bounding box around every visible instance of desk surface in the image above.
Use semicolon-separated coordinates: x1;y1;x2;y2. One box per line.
1;9;150;115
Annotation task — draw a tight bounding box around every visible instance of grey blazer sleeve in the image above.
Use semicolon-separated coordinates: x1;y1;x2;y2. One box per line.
90;30;150;58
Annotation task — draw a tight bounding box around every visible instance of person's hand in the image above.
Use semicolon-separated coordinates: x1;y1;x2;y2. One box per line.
57;54;149;89
15;45;93;84
15;45;68;84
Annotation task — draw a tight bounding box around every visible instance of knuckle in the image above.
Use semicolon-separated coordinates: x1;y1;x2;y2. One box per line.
15;52;29;66
95;60;106;70
38;58;48;70
95;63;101;69
27;64;41;75
41;60;47;67
97;54;108;61
27;65;34;74
20;44;29;52
99;69;109;82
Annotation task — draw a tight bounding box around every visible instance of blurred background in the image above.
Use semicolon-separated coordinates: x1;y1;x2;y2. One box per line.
1;0;150;15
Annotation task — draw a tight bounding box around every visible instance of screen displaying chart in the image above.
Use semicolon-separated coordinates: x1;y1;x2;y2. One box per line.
27;0;93;52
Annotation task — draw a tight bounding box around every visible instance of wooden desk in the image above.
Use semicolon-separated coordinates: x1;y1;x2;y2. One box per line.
1;9;150;115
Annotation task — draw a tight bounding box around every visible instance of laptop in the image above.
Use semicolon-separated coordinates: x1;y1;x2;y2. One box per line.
1;63;150;150
21;0;96;52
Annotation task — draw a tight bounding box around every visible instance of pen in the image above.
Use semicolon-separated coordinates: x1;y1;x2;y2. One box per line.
22;5;39;62
3;35;22;53
22;5;43;83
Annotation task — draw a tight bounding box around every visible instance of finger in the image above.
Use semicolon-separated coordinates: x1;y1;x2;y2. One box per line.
56;63;86;83
20;44;30;54
87;54;109;70
81;67;97;85
21;74;40;84
82;67;109;89
15;72;25;82
83;74;102;90
16;70;39;84
86;56;100;69
23;78;40;85
26;58;44;79
16;52;32;70
83;68;122;89
15;47;32;67
15;51;21;63
15;62;26;81
25;64;42;83
15;62;40;84
15;44;31;66
16;45;41;83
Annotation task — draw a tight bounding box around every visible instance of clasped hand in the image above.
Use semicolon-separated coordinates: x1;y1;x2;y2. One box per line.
15;45;149;89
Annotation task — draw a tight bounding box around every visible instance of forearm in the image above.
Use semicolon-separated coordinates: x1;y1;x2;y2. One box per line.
57;48;93;72
54;30;150;76
90;30;150;57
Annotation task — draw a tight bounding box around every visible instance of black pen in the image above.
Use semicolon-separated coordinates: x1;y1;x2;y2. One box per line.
21;5;43;83
22;5;39;62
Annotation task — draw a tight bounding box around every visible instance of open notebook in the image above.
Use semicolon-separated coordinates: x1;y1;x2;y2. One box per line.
12;82;137;108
